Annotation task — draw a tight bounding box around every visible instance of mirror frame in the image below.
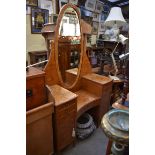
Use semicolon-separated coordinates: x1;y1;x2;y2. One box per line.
54;3;84;90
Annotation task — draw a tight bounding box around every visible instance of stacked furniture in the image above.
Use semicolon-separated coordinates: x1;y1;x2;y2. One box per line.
26;67;54;155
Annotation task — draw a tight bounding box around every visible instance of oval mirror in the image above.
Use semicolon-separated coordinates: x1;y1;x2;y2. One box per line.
55;4;83;89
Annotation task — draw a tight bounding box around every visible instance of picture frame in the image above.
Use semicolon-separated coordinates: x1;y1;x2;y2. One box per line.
26;0;38;7
69;0;78;5
31;8;49;34
92;21;99;35
38;0;54;15
59;0;68;10
85;0;96;12
92;12;99;22
95;0;104;13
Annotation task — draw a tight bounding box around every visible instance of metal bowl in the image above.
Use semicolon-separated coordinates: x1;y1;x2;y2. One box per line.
107;109;129;132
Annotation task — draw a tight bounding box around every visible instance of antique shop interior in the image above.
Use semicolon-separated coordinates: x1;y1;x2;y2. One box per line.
26;0;129;155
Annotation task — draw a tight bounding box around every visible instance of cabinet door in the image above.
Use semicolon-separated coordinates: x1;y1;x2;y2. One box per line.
55;108;76;151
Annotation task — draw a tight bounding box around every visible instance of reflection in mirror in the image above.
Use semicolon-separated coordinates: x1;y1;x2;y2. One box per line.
58;7;81;86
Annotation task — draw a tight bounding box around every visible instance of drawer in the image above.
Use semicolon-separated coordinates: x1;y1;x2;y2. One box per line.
55;100;77;113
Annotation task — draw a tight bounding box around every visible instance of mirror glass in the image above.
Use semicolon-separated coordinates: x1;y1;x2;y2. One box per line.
58;7;81;86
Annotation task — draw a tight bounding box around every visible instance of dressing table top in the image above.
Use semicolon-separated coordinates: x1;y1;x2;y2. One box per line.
26;67;45;80
83;73;112;85
47;84;77;106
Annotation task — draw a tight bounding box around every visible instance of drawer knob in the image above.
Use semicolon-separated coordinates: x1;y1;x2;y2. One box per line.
26;89;33;98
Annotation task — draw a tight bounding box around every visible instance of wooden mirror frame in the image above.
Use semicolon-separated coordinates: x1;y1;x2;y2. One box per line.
54;3;84;90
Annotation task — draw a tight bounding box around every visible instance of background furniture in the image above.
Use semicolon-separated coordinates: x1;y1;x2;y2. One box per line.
26;67;47;111
103;40;124;53
110;79;124;105
41;23;55;58
28;51;48;69
87;41;124;76
26;67;54;155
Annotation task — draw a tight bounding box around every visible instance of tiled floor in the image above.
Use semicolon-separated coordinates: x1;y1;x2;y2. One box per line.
62;127;108;155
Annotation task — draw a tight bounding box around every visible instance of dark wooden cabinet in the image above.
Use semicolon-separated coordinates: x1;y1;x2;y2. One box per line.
26;67;47;111
26;68;54;155
28;50;48;69
87;41;125;75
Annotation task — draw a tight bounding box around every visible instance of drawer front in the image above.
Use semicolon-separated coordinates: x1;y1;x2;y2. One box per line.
26;77;46;111
55;99;77;113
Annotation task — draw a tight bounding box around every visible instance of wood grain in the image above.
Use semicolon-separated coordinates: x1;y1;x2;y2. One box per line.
26;67;47;111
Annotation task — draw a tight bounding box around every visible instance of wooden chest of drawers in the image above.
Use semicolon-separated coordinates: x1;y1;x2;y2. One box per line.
47;85;77;153
26;67;47;111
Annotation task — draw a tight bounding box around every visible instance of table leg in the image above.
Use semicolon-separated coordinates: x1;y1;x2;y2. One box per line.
106;139;113;155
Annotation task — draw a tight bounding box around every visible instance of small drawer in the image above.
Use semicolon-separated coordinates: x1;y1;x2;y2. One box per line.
55;99;77;113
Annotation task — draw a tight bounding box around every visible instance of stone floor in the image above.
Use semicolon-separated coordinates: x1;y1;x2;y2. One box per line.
62;127;108;155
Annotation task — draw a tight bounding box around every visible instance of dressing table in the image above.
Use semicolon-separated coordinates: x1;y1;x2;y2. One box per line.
43;3;113;154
